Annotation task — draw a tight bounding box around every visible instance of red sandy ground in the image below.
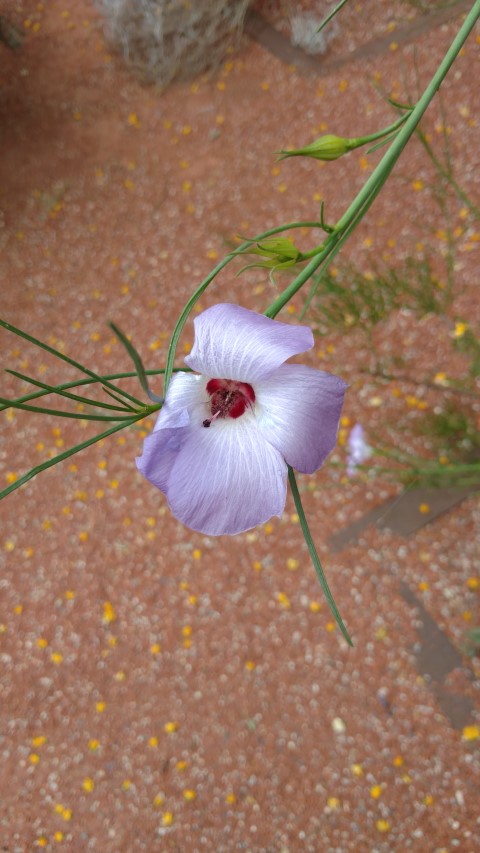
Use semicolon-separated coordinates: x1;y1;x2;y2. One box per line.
0;1;479;851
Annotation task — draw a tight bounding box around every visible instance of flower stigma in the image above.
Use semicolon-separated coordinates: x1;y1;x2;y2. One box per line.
203;378;255;427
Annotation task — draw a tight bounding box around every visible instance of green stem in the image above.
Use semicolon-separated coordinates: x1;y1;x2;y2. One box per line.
0;396;143;421
163;221;329;393
349;110;410;148
0;319;144;407
1;368;186;411
288;467;352;646
316;0;350;33
265;0;480;318
4;370;134;412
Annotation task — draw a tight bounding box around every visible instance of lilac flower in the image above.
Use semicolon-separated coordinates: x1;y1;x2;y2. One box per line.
346;424;372;477
136;304;347;535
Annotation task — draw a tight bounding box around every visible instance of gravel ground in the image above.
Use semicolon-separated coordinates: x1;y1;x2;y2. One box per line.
1;1;479;851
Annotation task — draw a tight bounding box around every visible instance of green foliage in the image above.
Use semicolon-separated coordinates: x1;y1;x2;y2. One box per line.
311;255;450;335
417;402;480;460
464;627;480;658
453;328;480;378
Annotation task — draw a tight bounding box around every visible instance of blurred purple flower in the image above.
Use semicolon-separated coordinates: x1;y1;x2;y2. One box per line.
346;424;372;477
137;304;346;535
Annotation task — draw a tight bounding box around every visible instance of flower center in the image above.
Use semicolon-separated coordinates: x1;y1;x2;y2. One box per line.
203;378;255;427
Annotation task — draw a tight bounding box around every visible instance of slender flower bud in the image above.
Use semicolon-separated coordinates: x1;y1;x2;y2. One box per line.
278;134;352;162
236;236;302;273
251;237;300;264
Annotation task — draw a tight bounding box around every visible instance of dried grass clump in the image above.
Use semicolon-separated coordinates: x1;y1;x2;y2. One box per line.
96;0;253;86
290;11;338;56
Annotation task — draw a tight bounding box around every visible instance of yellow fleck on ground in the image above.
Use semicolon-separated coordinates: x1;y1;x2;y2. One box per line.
183;789;196;800
277;592;291;609
462;724;479;741
102;601;116;624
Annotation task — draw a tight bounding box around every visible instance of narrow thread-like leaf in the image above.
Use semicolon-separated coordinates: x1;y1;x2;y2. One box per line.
288;466;353;646
163;221;328;393
0;396;139;421
0;418;141;500
315;0;350;34
0;319;144;407
109;322;163;403
4;369;132;412
101;387;137;411
0;368;184;411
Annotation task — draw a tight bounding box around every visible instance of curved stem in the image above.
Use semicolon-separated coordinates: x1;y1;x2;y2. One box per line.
264;0;480;319
163;221;327;393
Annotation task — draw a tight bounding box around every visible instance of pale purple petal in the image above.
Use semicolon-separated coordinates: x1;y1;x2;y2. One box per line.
347;424;372;476
154;371;207;430
185;303;313;383
136;426;189;493
164;416;287;535
255;364;347;474
137;373;207;492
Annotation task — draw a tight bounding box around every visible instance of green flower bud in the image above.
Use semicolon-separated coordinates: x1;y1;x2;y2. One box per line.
278;134;352;162
235;236;302;276
251;237;300;264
